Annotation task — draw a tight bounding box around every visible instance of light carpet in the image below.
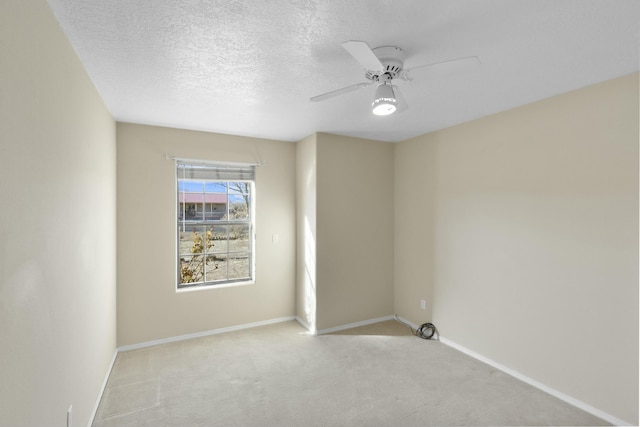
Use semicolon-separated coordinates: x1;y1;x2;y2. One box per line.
92;320;609;426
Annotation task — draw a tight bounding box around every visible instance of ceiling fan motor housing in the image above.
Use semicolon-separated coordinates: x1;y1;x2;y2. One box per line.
365;46;406;81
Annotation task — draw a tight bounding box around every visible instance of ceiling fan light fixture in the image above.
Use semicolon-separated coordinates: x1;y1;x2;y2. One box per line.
372;83;397;116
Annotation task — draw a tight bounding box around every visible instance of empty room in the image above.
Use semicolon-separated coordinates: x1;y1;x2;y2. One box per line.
1;1;638;426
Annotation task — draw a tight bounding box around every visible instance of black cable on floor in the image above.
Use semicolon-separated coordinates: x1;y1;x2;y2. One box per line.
394;315;439;340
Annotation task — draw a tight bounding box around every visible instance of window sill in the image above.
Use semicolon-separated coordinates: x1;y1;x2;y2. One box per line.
176;280;255;293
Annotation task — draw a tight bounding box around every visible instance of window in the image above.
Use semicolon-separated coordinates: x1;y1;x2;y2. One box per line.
176;161;255;289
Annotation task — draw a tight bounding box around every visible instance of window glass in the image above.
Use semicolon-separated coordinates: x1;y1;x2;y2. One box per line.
205;182;227;193
176;162;255;288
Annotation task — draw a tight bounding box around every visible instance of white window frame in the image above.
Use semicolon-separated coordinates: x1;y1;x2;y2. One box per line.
175;160;256;291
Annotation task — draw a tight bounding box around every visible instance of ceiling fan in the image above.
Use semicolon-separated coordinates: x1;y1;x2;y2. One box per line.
310;40;480;116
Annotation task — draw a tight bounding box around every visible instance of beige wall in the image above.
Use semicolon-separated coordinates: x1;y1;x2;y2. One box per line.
0;1;117;426
395;73;639;424
315;133;395;331
116;123;296;346
394;134;437;324
296;134;317;331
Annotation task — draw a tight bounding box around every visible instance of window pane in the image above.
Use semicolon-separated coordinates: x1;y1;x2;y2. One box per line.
228;182;249;194
179;255;204;285
229;224;250;252
228;253;251;280
179;202;199;220
179;228;195;255
179;181;204;192
229;194;249;220
193;228;206;254
205;205;225;220
205;256;227;282
202;227;214;253
179;227;207;255
208;226;228;253
205;182;227;193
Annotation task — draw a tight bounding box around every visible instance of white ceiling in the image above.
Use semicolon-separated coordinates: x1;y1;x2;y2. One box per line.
47;0;639;143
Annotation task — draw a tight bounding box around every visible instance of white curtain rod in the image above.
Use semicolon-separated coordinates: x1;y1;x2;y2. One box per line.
165;154;265;167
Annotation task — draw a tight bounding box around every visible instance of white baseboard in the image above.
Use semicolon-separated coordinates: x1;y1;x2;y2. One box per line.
294;316;316;335
439;336;631;426
393;315;420;330
87;348;118;427
118;316;296;352
316;315;395;335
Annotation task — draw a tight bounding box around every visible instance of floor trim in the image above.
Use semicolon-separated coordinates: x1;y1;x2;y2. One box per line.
294;316;316;335
394;315;420;331
439;336;631;426
118;316;296;352
87;348;118;427
316;315;395;335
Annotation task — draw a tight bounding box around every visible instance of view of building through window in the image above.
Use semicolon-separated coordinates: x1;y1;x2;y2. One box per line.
177;165;254;288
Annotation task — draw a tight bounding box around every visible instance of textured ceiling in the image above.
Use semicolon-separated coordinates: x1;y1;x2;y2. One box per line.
47;0;639;142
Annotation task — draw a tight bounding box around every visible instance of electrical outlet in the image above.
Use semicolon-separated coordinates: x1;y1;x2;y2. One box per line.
420;299;426;310
67;405;72;427
272;233;279;243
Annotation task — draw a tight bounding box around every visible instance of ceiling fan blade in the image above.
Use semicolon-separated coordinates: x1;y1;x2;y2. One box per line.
342;40;384;72
310;82;372;102
401;56;481;81
393;85;409;113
